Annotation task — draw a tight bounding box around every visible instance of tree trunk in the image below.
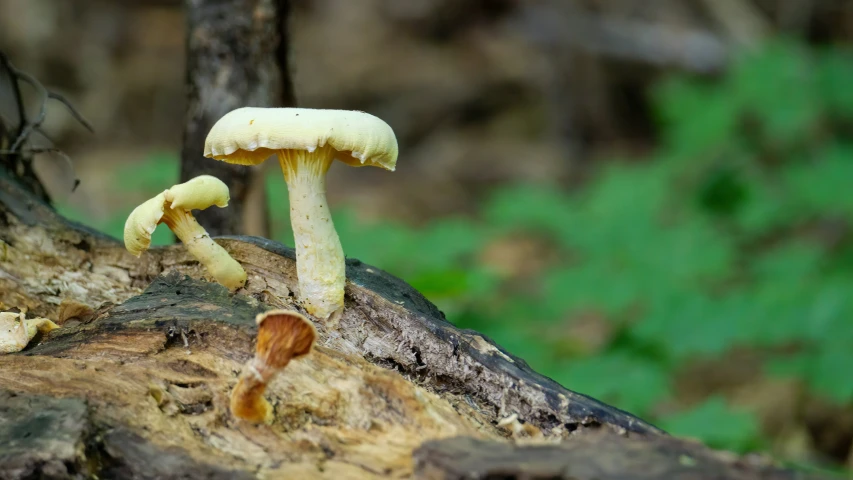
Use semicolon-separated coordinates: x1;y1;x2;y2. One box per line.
180;0;295;237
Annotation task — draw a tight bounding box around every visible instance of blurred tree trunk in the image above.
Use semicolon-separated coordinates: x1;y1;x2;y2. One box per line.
180;0;295;237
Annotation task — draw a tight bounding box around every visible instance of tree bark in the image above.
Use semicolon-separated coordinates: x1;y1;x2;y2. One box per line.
180;0;295;237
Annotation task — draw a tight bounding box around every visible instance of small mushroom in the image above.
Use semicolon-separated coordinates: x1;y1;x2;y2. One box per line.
204;107;398;321
0;311;59;354
230;309;316;423
123;175;247;290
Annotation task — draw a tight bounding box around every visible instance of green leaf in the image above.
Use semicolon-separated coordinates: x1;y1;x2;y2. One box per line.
114;152;179;194
652;77;739;159
483;182;573;236
660;396;763;452
634;291;742;360
266;173;295;246
816;46;853;119
733;177;790;235
781;144;853;219
768;345;853;404
545;352;670;415
727;39;821;145
540;265;639;320
752;240;823;280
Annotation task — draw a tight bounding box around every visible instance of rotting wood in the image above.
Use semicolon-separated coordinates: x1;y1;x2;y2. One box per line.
0;390;256;480
2;273;497;478
0;163;661;436
0;162;663;478
0;391;90;479
0;164;828;478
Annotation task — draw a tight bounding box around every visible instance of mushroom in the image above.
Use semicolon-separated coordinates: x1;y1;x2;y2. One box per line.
0;311;59;354
123;175;247;290
230;309;316;423
203;107;398;321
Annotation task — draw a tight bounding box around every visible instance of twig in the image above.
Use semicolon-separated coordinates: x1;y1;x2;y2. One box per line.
0;147;81;192
47;91;94;133
0;51;92;194
0;52;26;137
6;66;48;153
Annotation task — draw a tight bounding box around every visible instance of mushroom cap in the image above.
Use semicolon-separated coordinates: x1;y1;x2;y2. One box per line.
124;191;168;257
0;312;29;354
255;309;317;368
203;107;398;171
25;317;59;340
165;175;230;211
123;176;231;256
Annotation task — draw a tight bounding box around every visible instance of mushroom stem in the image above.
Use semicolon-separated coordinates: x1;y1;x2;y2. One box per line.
161;207;247;290
277;146;345;320
230;310;315;424
229;359;287;424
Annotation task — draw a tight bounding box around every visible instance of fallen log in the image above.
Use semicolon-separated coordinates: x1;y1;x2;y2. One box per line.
0;150;831;479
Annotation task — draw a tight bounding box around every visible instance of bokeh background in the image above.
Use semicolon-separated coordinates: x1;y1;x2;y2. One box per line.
2;0;853;473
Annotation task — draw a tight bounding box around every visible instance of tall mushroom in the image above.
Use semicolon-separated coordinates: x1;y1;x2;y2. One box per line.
203;107;398;321
124;175;247;290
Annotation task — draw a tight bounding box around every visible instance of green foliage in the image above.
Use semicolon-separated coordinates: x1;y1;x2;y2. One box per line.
115;152;180;194
58;151;179;245
660;396;764;452
547;353;672;415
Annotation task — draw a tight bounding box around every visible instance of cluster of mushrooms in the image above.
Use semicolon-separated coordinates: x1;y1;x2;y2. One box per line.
0;107;398;422
123;107;399;422
125;107;398;320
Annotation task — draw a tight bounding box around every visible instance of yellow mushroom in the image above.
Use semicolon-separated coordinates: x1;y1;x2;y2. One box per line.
123;175;247;290
204;107;398;320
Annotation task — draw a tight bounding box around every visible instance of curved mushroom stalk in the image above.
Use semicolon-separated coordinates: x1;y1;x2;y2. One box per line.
230;310;316;423
160;205;247;291
123;175;247;291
